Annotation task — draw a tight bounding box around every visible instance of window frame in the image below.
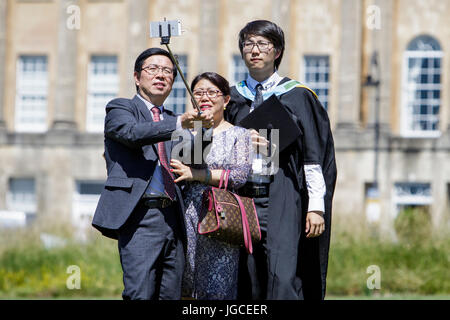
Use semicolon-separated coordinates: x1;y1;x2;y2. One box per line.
86;55;119;133
229;54;249;86
392;182;432;218
302;55;330;111
401;37;443;138
15;55;49;133
72;180;104;228
164;54;187;114
6;177;37;224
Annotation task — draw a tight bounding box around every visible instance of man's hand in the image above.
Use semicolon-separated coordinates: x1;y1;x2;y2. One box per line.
250;129;269;156
305;211;325;238
180;110;214;129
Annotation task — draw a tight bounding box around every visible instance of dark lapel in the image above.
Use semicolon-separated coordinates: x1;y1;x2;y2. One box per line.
162;108;174;160
132;95;153;121
132;95;157;161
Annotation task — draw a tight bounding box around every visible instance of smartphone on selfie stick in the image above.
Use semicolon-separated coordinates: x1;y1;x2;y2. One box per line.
150;19;212;167
150;19;202;115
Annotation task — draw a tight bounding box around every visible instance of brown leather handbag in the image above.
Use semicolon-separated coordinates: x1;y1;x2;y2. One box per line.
198;170;261;254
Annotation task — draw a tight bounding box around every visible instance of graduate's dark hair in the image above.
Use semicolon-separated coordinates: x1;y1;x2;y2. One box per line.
190;72;230;96
134;47;178;92
238;20;285;70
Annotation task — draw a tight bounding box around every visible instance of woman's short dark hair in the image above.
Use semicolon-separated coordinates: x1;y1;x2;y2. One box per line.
134;47;178;92
190;72;230;96
238;20;285;70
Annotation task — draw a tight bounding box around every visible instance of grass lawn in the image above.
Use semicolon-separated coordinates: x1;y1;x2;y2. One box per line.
0;218;448;300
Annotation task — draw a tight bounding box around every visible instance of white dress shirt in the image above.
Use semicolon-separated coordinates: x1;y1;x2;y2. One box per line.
137;94;180;197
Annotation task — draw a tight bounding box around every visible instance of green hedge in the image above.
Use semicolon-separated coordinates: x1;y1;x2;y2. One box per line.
0;214;448;298
327;234;450;296
0;229;123;298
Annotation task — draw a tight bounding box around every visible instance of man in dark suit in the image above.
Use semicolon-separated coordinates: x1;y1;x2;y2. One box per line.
92;48;213;300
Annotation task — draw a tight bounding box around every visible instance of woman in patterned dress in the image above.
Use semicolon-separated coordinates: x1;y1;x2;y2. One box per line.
170;72;253;299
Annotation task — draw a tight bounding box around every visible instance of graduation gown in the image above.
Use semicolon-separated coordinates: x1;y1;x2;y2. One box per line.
225;77;337;299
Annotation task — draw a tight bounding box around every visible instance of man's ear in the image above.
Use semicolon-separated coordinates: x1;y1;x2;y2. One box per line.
274;49;281;60
134;71;140;87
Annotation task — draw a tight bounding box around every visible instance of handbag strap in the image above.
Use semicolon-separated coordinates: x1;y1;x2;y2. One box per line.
219;169;226;189
219;169;231;190
231;192;253;254
224;170;230;190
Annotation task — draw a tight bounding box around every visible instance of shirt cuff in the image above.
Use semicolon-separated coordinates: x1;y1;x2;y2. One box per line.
308;198;325;214
176;116;182;131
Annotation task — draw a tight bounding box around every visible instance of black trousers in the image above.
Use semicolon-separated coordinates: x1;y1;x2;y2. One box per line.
237;197;269;300
237;197;323;300
118;202;184;300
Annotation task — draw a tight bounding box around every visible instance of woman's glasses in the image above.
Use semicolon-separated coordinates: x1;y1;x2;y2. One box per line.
193;89;223;99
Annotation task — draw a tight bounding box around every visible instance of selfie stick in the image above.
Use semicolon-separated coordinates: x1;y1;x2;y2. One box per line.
152;19;201;114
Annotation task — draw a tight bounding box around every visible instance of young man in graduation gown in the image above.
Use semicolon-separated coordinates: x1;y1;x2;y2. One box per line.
225;20;337;300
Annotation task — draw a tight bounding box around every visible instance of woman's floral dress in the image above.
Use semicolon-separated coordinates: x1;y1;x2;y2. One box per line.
181;126;252;300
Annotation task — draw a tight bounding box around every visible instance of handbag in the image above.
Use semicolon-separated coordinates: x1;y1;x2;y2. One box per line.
198;169;261;254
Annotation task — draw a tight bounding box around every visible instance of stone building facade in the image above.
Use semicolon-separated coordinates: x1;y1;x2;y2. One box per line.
0;0;449;238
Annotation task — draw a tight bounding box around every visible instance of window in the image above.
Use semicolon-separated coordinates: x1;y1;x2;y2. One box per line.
72;180;103;234
86;55;119;132
393;182;432;218
165;55;187;114
230;54;249;85
6;178;37;225
303;55;330;110
15;56;48;132
402;35;442;137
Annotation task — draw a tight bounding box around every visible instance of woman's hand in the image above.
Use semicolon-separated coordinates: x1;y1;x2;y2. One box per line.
170;159;194;183
305;211;325;238
249;129;270;156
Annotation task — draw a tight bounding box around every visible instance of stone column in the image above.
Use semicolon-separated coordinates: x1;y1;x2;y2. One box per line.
51;0;79;131
0;0;7;131
125;0;149;97
198;0;219;73
271;0;291;76
336;0;363;130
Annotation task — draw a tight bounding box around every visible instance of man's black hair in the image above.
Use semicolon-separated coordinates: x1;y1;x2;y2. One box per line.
134;47;178;92
238;20;285;70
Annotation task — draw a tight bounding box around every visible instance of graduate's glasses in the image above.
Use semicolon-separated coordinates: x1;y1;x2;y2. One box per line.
141;64;174;76
242;41;273;53
193;89;223;99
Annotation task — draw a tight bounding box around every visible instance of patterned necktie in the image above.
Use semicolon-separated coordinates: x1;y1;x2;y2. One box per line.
151;106;176;200
251;83;264;110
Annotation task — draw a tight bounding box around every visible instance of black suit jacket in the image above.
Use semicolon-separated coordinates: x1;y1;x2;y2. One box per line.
92;95;186;240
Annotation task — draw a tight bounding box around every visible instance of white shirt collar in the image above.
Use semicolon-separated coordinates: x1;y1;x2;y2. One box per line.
137;93;164;113
246;71;283;92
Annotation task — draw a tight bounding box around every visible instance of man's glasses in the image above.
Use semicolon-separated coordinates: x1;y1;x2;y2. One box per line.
141;64;174;76
193;89;223;99
242;41;272;53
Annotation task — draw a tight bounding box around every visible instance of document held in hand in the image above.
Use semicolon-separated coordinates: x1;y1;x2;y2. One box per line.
238;94;302;152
